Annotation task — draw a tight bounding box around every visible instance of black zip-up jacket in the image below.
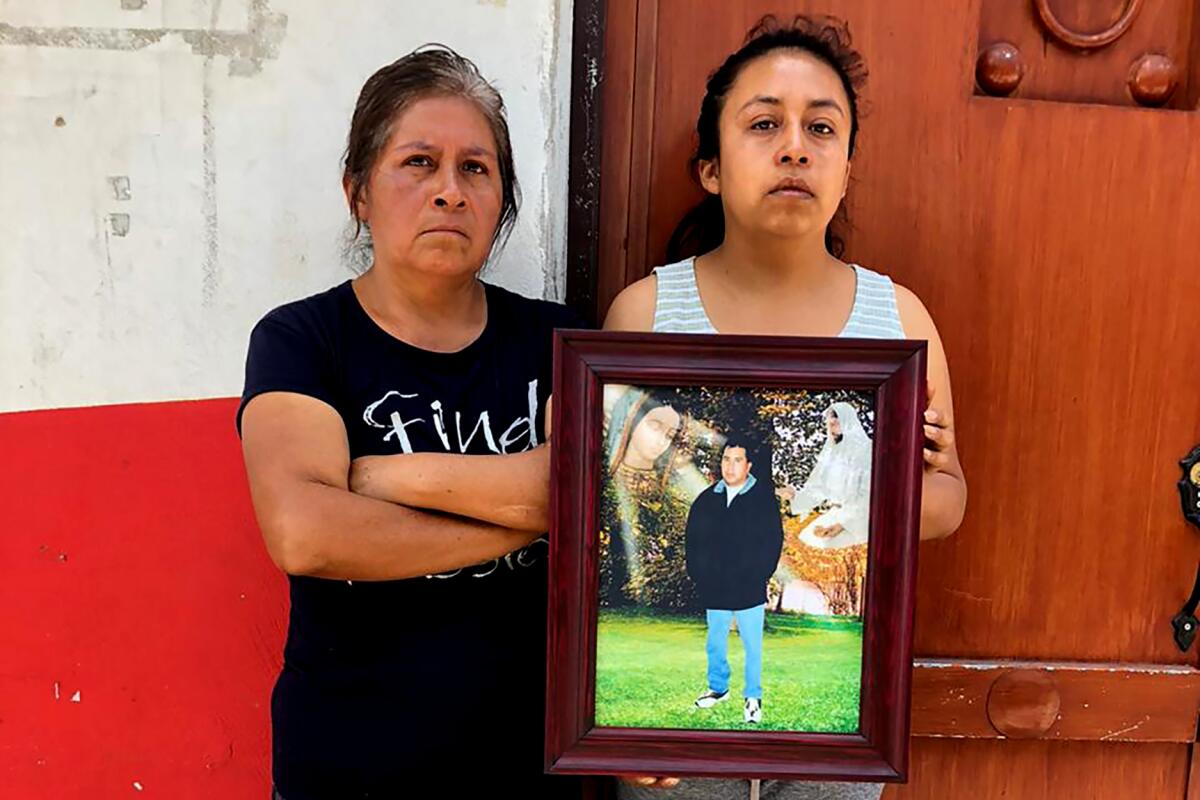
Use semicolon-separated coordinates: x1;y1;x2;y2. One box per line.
684;475;784;611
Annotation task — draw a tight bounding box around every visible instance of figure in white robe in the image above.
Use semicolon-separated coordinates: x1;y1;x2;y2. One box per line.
777;401;873;549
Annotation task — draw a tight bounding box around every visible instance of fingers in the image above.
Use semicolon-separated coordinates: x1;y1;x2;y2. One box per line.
923;405;956;471
924;424;955;450
924;447;951;469
620;776;681;788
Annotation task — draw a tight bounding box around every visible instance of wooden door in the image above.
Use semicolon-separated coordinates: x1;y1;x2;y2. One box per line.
582;1;1200;796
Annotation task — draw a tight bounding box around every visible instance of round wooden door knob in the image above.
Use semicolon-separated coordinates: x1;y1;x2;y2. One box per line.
976;42;1024;97
1128;54;1179;107
987;670;1061;737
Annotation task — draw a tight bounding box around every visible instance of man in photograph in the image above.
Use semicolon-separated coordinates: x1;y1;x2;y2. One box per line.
685;436;784;724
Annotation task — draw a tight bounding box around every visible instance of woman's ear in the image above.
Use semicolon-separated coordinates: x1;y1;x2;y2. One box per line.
698;158;721;196
841;159;852;200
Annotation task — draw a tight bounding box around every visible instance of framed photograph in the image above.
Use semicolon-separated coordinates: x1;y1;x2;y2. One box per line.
545;331;926;782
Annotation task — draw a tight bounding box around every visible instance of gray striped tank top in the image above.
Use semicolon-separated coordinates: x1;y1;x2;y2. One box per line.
618;256;897;800
651;256;905;339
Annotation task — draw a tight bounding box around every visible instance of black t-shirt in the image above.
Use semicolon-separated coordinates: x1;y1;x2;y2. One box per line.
237;279;584;798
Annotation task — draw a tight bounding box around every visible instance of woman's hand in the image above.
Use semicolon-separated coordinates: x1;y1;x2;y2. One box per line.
923;386;956;473
619;776;681;789
775;484;796;502
896;293;967;540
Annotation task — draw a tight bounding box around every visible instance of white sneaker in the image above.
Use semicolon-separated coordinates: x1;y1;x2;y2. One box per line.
744;698;762;724
694;689;729;709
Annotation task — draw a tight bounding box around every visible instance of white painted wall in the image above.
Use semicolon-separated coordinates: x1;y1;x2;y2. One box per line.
0;0;574;412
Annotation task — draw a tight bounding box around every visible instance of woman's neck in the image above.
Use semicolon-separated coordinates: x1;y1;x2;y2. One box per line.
690;222;859;337
706;225;843;292
353;260;487;352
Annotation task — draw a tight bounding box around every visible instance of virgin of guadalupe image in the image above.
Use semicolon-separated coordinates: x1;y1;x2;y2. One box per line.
598;386;711;609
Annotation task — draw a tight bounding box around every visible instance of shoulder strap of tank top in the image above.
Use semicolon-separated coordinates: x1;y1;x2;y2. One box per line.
842;265;905;339
651;258;717;334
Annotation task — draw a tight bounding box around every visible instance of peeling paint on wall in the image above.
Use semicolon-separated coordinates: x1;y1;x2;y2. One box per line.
108;213;131;236
108;175;132;200
0;0;288;77
537;0;567;301
201;59;219;304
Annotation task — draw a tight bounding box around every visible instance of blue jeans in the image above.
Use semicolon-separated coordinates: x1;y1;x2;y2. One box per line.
705;604;765;700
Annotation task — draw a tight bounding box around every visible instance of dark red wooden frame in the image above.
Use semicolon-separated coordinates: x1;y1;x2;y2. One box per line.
545;330;927;782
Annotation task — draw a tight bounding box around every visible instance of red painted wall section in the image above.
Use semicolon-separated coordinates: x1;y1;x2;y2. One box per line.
0;398;286;798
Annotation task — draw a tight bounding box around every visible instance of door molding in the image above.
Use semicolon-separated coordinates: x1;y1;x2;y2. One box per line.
565;0;607;323
913;658;1200;742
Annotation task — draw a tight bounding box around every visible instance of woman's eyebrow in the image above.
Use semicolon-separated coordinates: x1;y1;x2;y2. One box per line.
736;95;846;117
390;141;497;159
738;95;781;113
809;98;847;116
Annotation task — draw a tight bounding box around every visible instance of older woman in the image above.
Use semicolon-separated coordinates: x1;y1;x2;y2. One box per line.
238;47;581;797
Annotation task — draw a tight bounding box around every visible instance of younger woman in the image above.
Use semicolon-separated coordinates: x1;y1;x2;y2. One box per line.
604;15;967;800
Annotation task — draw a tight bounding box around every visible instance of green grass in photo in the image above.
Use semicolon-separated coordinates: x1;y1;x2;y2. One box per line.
595;608;862;732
